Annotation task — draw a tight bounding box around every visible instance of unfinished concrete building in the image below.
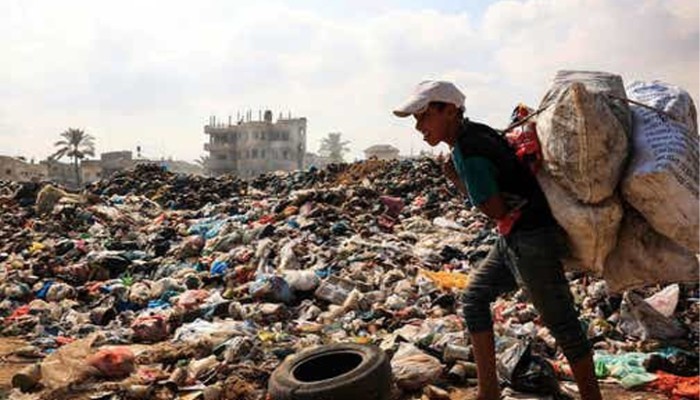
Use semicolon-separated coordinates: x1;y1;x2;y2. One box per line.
204;110;307;178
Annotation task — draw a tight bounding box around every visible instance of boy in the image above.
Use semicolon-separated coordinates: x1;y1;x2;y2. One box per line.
393;80;602;400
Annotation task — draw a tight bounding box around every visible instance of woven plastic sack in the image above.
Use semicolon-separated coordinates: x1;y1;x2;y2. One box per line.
537;70;631;203
622;80;699;252
536;170;622;275
603;210;699;292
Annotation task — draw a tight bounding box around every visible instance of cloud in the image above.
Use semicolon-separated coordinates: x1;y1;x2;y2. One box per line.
0;0;697;162
483;0;699;99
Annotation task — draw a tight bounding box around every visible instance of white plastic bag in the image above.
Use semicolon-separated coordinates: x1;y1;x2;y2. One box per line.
645;284;680;318
619;291;686;340
282;269;320;292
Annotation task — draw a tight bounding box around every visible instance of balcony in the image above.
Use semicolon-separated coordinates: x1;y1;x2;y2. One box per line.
204;142;236;152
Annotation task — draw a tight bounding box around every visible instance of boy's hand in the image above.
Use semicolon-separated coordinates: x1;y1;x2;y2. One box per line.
442;158;458;184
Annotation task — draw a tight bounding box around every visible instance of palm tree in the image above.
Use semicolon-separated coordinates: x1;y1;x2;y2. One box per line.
51;128;96;187
319;132;350;163
195;155;210;175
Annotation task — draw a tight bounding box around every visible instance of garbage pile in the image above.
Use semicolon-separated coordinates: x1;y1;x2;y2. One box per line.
0;162;697;399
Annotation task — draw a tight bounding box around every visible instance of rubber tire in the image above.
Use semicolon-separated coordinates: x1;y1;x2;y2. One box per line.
267;343;391;400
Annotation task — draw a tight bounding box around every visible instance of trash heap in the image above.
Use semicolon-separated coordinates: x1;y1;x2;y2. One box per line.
0;159;698;399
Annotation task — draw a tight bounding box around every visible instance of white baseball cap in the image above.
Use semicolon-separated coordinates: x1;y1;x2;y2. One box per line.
393;80;465;117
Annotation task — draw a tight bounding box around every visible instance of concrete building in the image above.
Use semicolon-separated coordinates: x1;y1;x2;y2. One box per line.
364;144;400;160
100;151;134;178
0;156;47;182
81;159;103;183
204;110;307;178
41;159;77;186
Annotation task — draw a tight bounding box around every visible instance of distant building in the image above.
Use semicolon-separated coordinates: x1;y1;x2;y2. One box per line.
204;110;307;178
41;159;77;186
1;149;202;189
100;151;134;178
0;156;47;182
364;144;400;160
81;159;103;183
303;152;332;170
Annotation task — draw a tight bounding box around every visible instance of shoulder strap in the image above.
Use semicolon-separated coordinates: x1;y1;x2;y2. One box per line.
457;119;517;165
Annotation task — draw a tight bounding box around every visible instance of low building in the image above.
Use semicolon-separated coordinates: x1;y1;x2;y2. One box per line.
0;156;47;182
100;151;134;178
364;144;400;160
41;159;79;187
81;160;103;183
2;150;204;188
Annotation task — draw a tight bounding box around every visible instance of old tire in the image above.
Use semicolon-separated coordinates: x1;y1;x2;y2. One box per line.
268;343;391;400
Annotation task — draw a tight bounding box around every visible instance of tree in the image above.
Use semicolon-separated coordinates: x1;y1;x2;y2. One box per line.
195;155;210;175
319;132;350;163
51;128;96;187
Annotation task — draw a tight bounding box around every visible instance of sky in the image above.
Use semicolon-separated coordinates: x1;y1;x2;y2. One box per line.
1;0;698;163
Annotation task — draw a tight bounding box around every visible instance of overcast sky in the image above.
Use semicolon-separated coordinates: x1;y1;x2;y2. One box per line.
2;0;698;163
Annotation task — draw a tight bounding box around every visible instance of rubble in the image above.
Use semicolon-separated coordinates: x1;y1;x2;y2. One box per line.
0;160;697;400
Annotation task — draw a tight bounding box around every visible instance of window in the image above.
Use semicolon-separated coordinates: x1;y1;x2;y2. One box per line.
252;149;258;159
5;169;11;175
261;150;266;158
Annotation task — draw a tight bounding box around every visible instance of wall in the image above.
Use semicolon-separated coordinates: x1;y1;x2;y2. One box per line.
0;156;47;182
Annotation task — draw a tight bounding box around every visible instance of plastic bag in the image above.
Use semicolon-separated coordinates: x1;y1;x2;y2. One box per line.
594;352;657;389
619;291;686;340
645;284;680;318
391;343;443;391
421;270;469;291
506;104;543;174
85;347;136;379
131;314;169;343
283;269;320;292
496;340;564;397
249;275;293;303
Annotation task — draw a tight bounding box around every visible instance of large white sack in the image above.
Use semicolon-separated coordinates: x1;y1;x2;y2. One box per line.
537;171;622;275
603;210;699;293
622;81;699;252
537;71;631;204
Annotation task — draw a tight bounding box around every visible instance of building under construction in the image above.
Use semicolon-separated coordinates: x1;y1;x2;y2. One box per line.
204;110;307;178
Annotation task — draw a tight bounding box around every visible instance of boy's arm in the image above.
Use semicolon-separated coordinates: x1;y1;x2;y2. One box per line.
475;194;508;220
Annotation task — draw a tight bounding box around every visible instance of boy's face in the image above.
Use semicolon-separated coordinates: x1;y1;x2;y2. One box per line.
413;104;456;147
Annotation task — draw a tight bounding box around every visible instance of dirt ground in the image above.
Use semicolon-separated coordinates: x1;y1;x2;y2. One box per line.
0;337;34;396
0;338;672;400
448;383;670;399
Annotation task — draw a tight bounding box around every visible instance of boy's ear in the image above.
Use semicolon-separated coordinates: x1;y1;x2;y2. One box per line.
446;104;460;118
